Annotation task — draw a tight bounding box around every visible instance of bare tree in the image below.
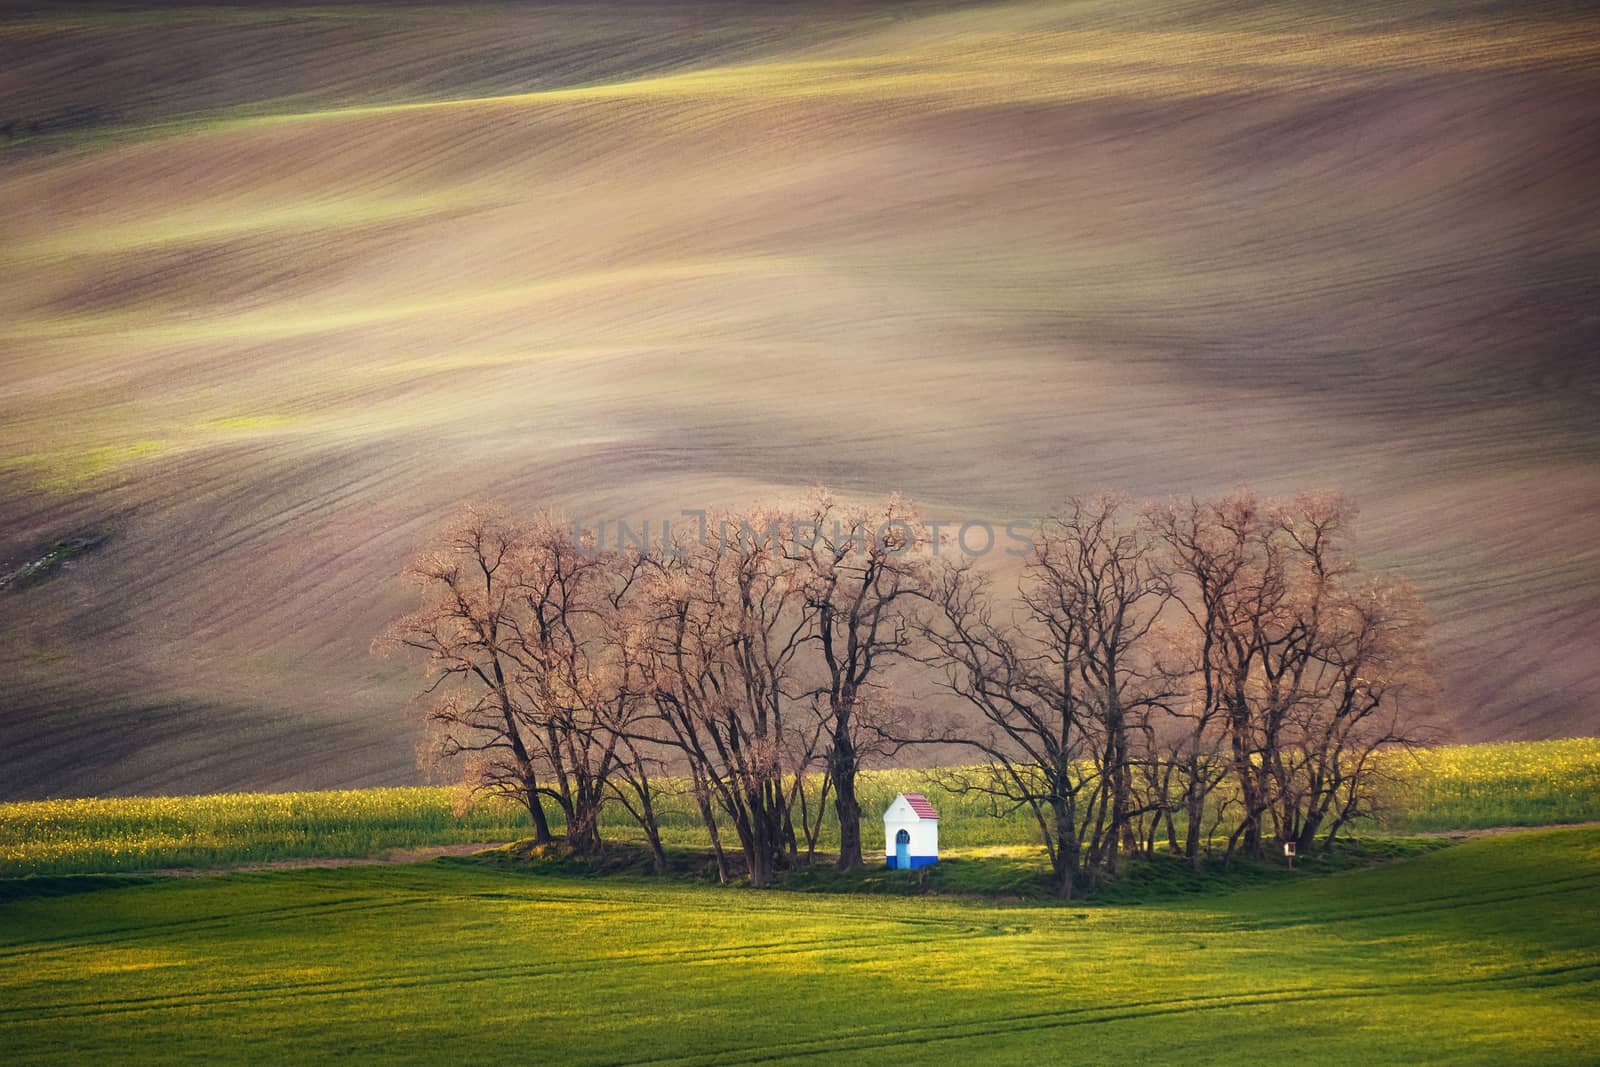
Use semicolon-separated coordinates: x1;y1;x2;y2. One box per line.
378;507;556;842
1024;496;1174;872
381;508;648;856
922;496;1169;897
638;508;820;887
502;515;646;854
1150;491;1434;859
923;560;1096;898
609;727;671;874
792;490;931;870
1150;492;1289;858
1277;574;1434;850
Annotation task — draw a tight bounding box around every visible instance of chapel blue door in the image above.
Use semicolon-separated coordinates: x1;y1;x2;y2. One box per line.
895;828;910;869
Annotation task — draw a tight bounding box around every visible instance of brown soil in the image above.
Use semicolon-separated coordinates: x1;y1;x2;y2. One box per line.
3;1;1598;798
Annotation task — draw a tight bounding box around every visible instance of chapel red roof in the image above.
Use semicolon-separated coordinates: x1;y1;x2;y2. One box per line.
902;792;939;820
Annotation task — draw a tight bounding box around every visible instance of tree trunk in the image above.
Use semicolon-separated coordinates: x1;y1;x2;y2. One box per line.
1052;799;1079;900
831;731;863;870
780;803;800;865
1105;716;1135;870
1230;714;1265;859
646;830;667;875
694;784;731;884
1183;775;1205;870
632;787;667;875
568;802;602;855
748;847;771;888
526;789;554;845
505;705;551;844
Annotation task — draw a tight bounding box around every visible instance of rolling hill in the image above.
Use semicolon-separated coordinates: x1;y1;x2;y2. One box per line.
2;827;1597;1062
2;0;1598;797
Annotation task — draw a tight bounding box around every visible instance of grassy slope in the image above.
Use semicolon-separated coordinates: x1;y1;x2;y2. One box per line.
4;739;1597;878
2;0;1599;800
0;827;1595;1064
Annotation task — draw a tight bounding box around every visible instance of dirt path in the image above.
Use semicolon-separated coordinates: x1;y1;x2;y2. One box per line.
149;842;509;878
1403;821;1600;839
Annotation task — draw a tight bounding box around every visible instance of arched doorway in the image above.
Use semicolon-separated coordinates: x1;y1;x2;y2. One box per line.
895;828;910;869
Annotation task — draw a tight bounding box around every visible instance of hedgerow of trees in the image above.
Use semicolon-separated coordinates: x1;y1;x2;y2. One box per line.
380;488;1433;898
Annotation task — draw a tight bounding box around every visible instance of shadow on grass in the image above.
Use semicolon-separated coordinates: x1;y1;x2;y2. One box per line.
450;835;1454;905
0;873;158;904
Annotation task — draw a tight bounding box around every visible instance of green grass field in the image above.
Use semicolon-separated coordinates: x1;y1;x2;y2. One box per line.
1;827;1596;1064
5;739;1597;878
0;745;1594;1062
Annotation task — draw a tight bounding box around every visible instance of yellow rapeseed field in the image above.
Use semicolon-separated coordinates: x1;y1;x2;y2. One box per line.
3;741;1595;876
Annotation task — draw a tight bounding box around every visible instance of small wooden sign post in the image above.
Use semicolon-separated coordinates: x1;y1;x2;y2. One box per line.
1283;841;1297;870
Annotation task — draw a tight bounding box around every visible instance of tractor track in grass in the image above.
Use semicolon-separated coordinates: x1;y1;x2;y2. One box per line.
10;935;1595;1032
1208;871;1600;932
0;894;428;959
1;828;1594;1056
0;888;1005;962
616;961;1600;1065
0;922;1019;1023
0;866;1027;958
5;868;1594;1028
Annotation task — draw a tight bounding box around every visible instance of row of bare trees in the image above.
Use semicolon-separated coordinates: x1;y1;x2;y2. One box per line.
923;492;1433;898
381;493;925;885
381;489;1433;897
